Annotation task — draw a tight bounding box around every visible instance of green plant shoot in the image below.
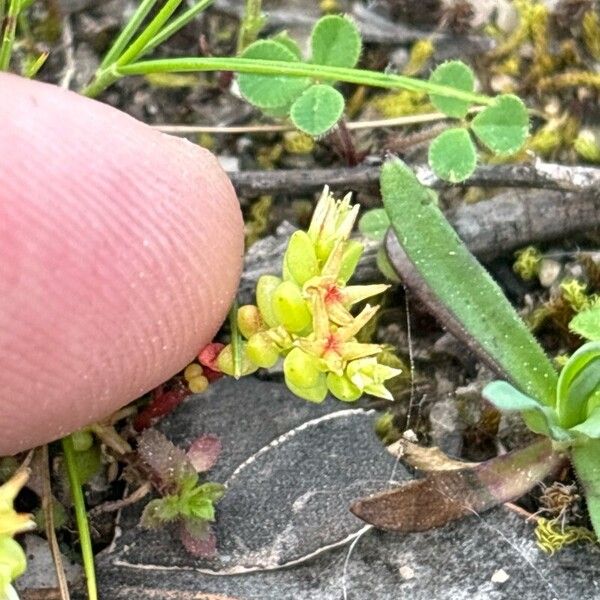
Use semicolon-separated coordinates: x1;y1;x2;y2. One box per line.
380;157;600;539
82;5;531;182
215;186;401;403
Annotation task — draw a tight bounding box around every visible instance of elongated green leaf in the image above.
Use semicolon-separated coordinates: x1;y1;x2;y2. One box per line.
381;159;558;403
483;381;568;440
557;342;600;428
570;407;600;439
471;94;529;155
571;439;600;538
428;60;475;118
428;128;477;183
290;84;345;136
570;306;600;341
237;40;309;110
310;15;362;69
358;208;390;241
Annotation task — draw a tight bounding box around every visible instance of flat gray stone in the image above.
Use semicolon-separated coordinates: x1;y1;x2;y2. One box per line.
96;507;600;600
90;378;600;599
107;378;405;573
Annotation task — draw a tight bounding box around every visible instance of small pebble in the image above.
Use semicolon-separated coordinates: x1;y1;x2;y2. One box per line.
399;565;415;580
538;259;562;288
491;568;510;583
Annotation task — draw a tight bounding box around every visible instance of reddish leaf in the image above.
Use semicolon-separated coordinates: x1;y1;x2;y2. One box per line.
134;380;189;432
202;365;224;383
351;439;568;532
187;434;222;473
198;343;225;372
179;519;217;558
137;429;196;489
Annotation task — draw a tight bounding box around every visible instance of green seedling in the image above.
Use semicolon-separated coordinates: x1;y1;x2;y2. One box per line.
380;158;600;540
137;429;225;557
215;186;400;403
81;4;530;182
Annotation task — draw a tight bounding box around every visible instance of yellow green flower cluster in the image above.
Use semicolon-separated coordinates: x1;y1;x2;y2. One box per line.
216;187;401;402
0;470;36;600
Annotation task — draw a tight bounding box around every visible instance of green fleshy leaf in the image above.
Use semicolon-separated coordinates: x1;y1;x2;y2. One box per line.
327;372;362;402
0;537;27;582
483;381;567;440
570;407;600;439
428;60;475;118
310;15;362;69
471;94;529;155
256;275;282;328
271;31;302;59
358;208;390;241
381;159;558;403
428;128;477;183
290;84;345;136
557;342;600;428
283;230;320;285
570;307;600;341
237;40;310;110
338;240;363;284
571;439;600;539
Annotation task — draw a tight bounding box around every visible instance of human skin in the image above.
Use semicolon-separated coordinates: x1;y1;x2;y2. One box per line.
0;74;244;455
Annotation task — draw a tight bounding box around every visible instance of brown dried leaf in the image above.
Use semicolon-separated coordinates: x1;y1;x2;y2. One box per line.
351;439;567;532
387;439;479;471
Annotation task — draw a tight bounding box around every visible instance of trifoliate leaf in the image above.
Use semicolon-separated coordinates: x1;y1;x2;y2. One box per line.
428;127;477;182
237;40;310;110
310;15;362;68
428;60;475;118
570;306;600;341
471;94;529;155
271;31;302;59
358;208;390;241
290;84;345;136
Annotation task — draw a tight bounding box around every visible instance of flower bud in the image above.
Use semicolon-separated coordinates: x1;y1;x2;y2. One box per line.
272;281;312;333
283;230;319;286
284;347;324;390
71;429;94;452
184;364;209;393
216;343;258;377
256;275;282;328
326;372;362;402
237;304;265;339
246;332;281;368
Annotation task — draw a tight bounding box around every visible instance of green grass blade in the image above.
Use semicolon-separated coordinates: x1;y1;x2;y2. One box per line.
381;158;557;404
100;0;159;69
229;299;243;379
0;0;20;71
116;0;184;67
62;436;97;600
143;0;213;58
